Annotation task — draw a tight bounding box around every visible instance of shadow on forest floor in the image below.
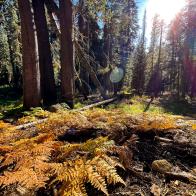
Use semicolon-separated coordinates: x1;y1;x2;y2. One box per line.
159;96;196;117
0;86;23;120
0;85;195;121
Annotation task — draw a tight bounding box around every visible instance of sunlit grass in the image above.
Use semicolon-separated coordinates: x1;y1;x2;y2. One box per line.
74;102;85;109
119;102;166;115
108;96;168;115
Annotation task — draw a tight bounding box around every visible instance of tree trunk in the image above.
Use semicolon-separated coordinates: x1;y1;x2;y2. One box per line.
78;10;90;98
32;0;56;105
18;0;41;109
103;23;113;95
59;0;74;108
44;0;60;35
44;0;60;18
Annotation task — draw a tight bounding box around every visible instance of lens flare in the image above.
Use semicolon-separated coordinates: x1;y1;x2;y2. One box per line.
110;67;124;83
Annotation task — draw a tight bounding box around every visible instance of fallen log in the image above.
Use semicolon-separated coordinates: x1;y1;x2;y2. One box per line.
15;119;47;130
15;97;118;130
165;171;196;184
74;97;118;111
155;136;196;149
155;136;173;143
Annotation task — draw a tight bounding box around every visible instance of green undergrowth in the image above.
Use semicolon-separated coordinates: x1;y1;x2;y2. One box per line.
0;86;22;120
107;95;195;116
74;102;85;109
0;102;23;120
119;102;166;114
108;96;168;115
0;99;23;120
0;87;194;121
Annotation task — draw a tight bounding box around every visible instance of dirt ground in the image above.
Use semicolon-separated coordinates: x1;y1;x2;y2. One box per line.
109;117;196;196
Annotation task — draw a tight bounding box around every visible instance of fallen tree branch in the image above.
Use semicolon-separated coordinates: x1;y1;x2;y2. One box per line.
155;136;196;149
15;97;118;130
74;97;118;111
144;96;154;112
155;136;173;143
165;171;196;184
15;119;47;130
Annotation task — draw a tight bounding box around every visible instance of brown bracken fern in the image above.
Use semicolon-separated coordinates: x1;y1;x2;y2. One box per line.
0;108;178;195
0;128;126;195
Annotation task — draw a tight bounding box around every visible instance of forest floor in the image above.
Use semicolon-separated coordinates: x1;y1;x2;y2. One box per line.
0;88;195;196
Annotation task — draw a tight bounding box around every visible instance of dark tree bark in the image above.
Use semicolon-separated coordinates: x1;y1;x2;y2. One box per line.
44;0;60;18
18;0;41;109
103;23;113;95
78;8;90;98
32;0;57;105
59;0;74;108
44;0;60;35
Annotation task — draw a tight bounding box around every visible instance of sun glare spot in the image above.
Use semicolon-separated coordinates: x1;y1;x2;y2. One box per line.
110;67;124;83
146;0;186;24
